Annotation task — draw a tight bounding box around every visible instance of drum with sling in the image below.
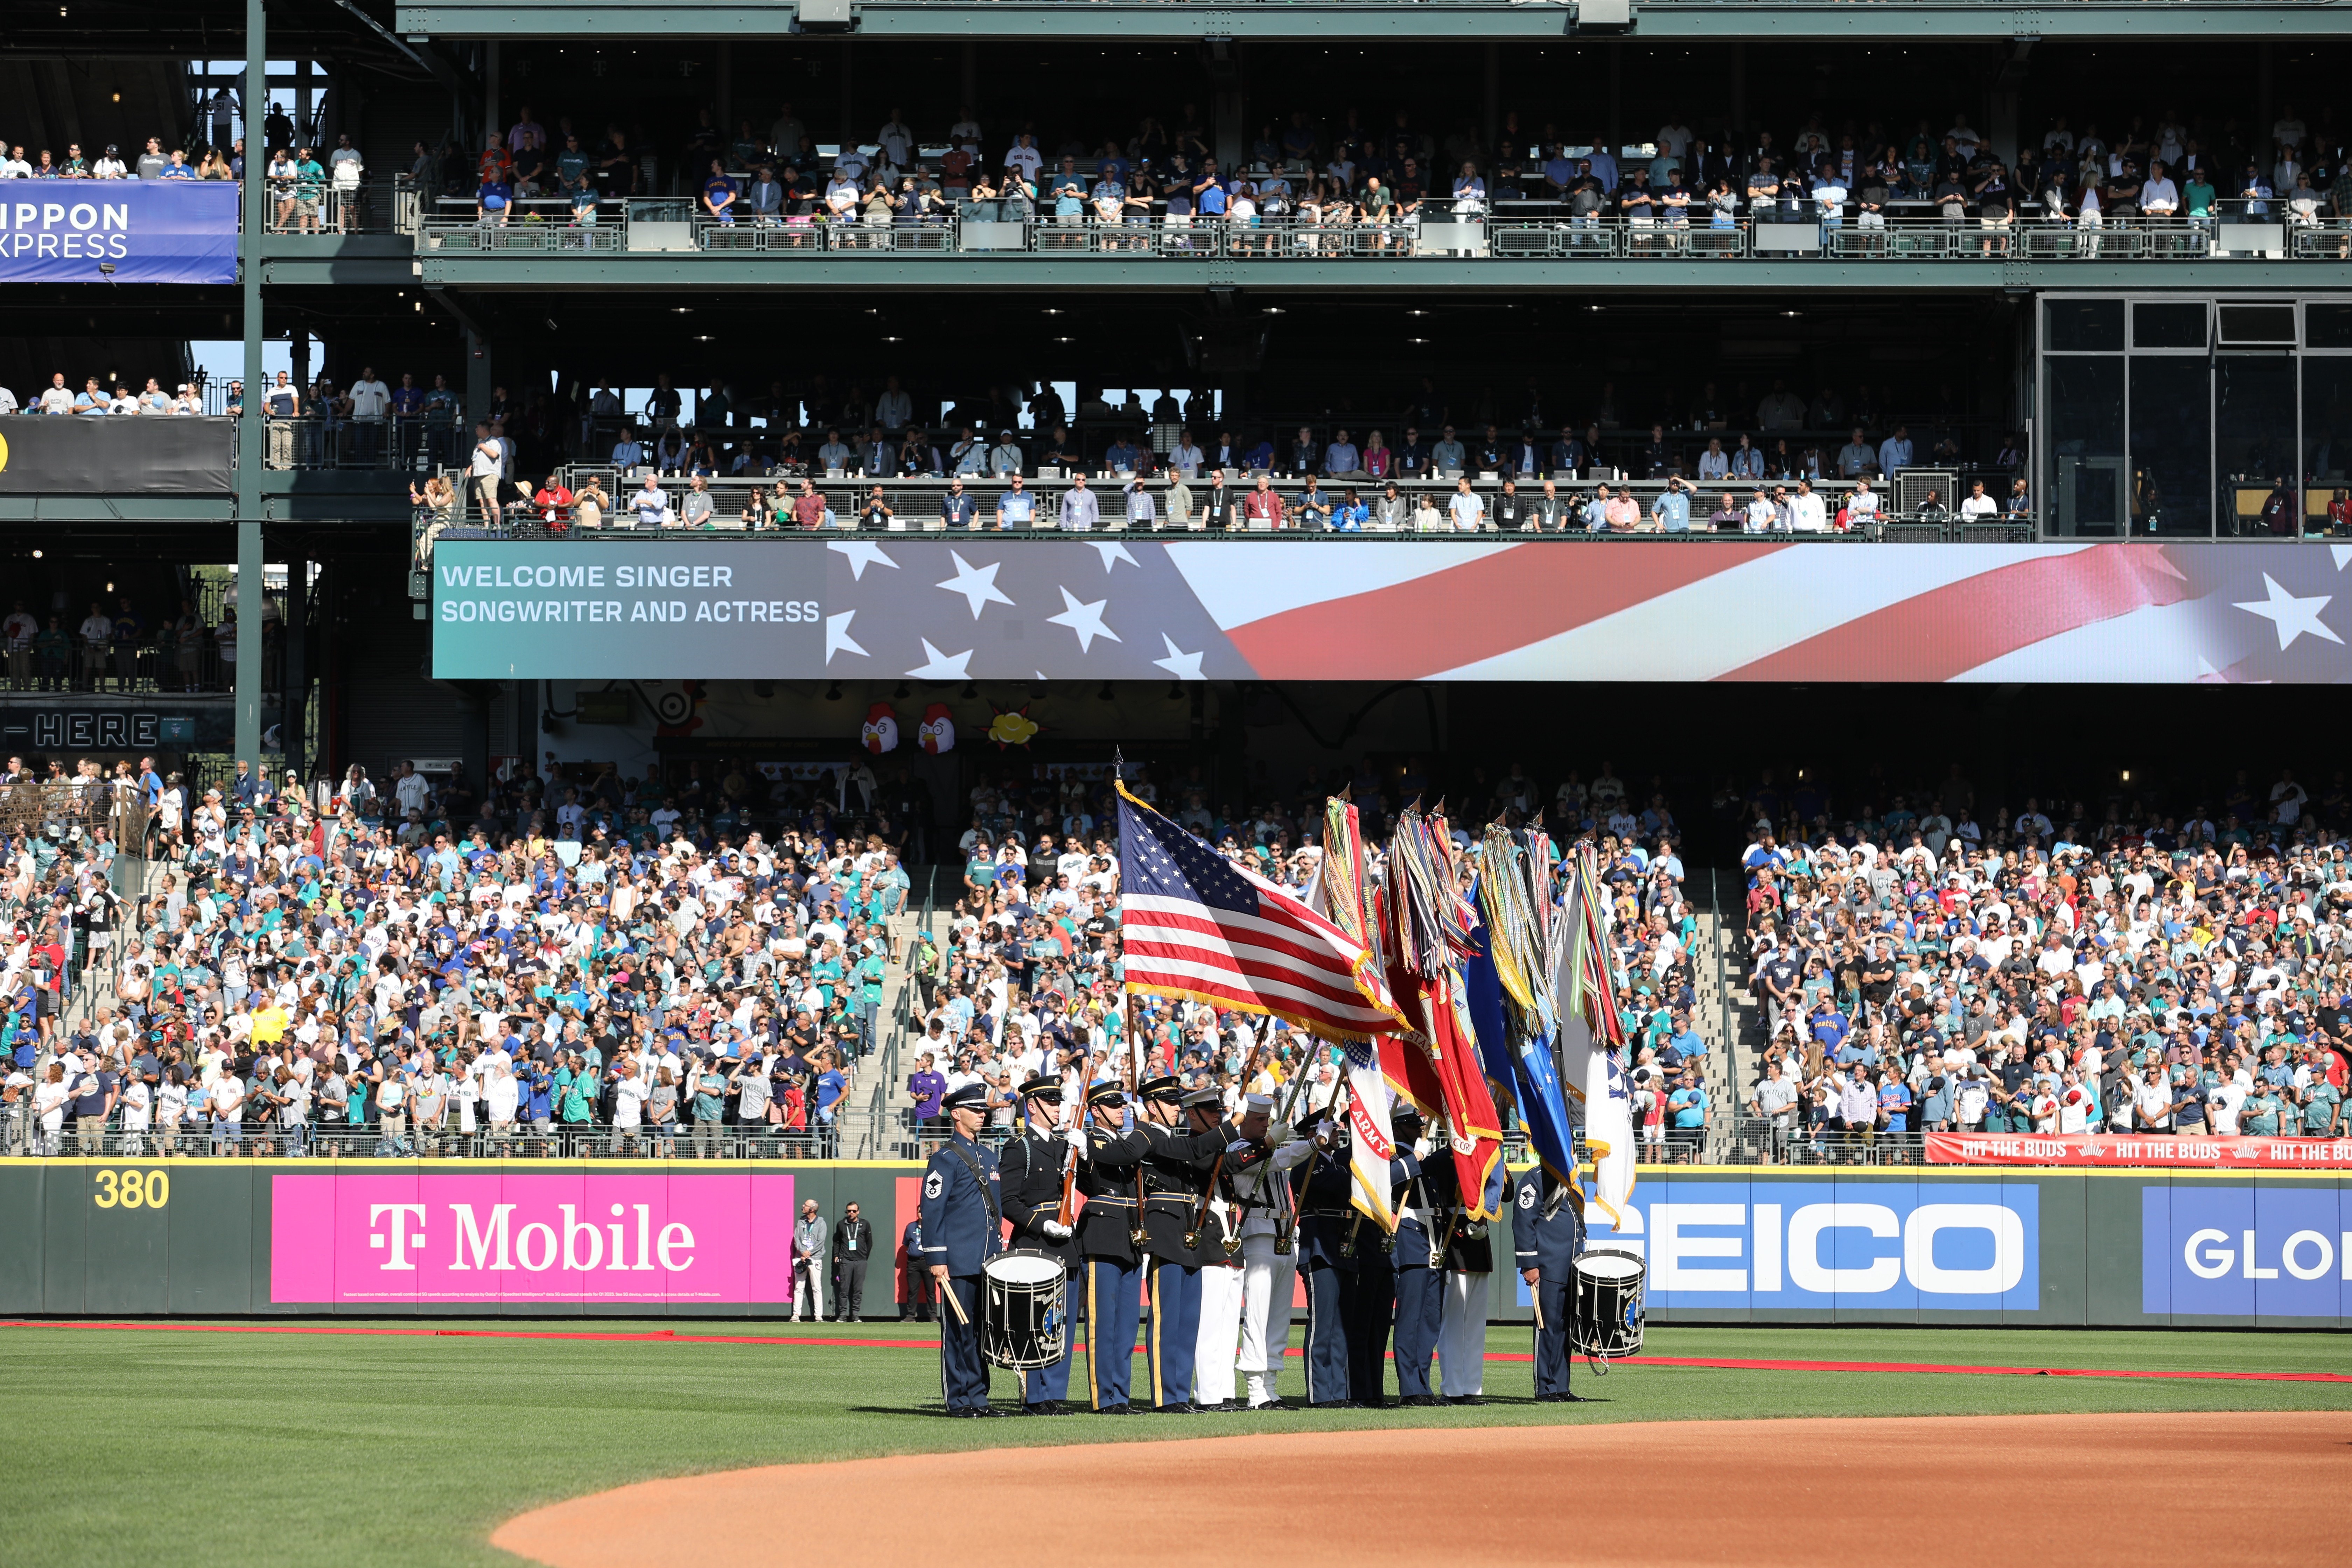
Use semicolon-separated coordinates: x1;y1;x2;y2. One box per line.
979;1249;1068;1370
1567;1249;1647;1368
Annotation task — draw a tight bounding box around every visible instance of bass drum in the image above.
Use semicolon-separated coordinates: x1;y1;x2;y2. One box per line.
1568;1249;1647;1361
980;1249;1068;1370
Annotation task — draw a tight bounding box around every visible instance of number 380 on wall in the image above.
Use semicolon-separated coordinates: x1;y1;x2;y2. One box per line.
92;1169;170;1209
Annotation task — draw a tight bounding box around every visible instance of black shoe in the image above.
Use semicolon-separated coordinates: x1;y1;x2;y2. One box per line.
1095;1402;1133;1416
972;1405;1012;1418
1250;1398;1295;1412
1026;1401;1073;1416
1400;1394;1440;1407
1354;1396;1389;1409
946;1406;982;1418
1537;1391;1592;1403
1306;1400;1357;1409
1196;1399;1239;1413
1442;1394;1487;1406
1155;1401;1200;1414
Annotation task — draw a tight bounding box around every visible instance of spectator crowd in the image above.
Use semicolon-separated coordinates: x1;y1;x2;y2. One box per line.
1729;765;2352;1161
0;753;917;1160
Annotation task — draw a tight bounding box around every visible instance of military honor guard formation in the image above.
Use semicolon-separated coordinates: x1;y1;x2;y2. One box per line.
916;774;1649;1418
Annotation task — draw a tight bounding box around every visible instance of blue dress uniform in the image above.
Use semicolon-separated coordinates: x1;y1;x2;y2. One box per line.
919;1083;1004;1416
1135;1082;1234;1412
1390;1114;1445;1404
1514;1163;1588;1401
997;1076;1079;1414
1294;1138;1359;1407
1074;1083;1151;1414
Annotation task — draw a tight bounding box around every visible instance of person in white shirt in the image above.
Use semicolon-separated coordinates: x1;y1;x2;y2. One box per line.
1958;480;2000;522
0;147;30;180
2141;164;2180;218
1845;476;1882;528
1788;478;1828;532
1447;477;1485;531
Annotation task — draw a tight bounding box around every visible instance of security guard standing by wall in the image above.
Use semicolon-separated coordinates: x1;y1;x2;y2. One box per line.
919;1080;1005;1417
1515;1161;1588;1402
999;1073;1079;1415
1074;1080;1150;1414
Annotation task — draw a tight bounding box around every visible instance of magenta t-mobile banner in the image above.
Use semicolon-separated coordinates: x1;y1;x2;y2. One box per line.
269;1172;798;1304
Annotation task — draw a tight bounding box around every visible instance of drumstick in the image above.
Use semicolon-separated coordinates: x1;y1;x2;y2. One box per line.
940;1277;971;1326
1531;1286;1544;1332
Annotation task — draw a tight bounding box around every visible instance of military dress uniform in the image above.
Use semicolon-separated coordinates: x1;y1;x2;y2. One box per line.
998;1075;1080;1414
1389;1112;1446;1404
1434;1150;1510;1401
1134;1080;1238;1412
1232;1110;1314;1409
1074;1083;1150;1413
1514;1162;1587;1401
919;1082;1005;1416
1294;1137;1359;1407
1339;1132;1420;1407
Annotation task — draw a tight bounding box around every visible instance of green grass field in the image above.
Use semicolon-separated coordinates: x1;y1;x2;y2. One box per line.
5;1320;2345;1568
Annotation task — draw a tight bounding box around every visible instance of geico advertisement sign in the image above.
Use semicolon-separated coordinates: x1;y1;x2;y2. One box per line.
1579;1182;2039;1310
269;1172;798;1303
2142;1185;2351;1318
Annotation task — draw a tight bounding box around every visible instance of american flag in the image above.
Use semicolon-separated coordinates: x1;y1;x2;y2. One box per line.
820;536;2352;683
1115;785;1401;1040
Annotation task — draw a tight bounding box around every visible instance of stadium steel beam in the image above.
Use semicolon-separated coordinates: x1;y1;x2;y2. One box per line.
391;1;2352;41
236;0;267;778
394;254;2326;294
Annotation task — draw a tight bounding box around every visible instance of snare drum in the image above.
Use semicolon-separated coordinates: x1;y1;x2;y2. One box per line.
1568;1249;1647;1360
980;1250;1068;1370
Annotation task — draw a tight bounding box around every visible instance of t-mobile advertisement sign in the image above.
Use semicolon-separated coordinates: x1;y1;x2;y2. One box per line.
2142;1185;2350;1320
270;1172;798;1303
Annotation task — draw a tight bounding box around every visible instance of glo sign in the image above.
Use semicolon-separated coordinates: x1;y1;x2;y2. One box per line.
2142;1186;2350;1319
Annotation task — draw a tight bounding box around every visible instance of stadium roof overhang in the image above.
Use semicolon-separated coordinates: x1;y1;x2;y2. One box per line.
389;0;2352;42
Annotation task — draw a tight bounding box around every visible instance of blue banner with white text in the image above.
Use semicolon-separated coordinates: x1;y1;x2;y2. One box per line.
0;182;238;284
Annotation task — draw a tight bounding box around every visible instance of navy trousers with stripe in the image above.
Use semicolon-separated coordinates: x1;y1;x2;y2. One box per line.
1300;1260;1351;1404
1147;1259;1202;1408
1020;1265;1076;1406
1084;1256;1141;1410
1391;1260;1443;1398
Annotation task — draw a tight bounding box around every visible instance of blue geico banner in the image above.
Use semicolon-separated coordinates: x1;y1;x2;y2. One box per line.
0;182;238;284
2142;1185;2349;1321
1569;1180;2040;1314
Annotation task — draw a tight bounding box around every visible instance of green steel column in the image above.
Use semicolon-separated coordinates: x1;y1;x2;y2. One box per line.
235;0;266;776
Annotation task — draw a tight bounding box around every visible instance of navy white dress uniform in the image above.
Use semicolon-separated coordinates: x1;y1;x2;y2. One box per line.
1388;1108;1446;1404
1186;1091;1286;1411
1073;1081;1151;1413
1134;1078;1243;1412
919;1081;1005;1416
1435;1151;1509;1401
1231;1095;1314;1409
997;1074;1079;1414
1513;1162;1588;1401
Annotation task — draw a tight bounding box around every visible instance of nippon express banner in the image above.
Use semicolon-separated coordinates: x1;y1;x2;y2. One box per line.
0;182;238;284
435;537;2352;685
268;1172;799;1304
2142;1184;2350;1322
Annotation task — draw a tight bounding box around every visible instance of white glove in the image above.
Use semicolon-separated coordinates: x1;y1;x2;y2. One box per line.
1412;1137;1432;1162
1064;1126;1087;1154
1041;1220;1072;1240
1225;1138;1253;1157
1312;1118;1335;1144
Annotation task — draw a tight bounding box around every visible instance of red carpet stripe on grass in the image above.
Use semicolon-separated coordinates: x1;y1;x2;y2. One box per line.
2;1320;2341;1384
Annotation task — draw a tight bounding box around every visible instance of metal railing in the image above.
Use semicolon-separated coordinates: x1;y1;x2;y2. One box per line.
1;1122;853;1160
410;210;2352;263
